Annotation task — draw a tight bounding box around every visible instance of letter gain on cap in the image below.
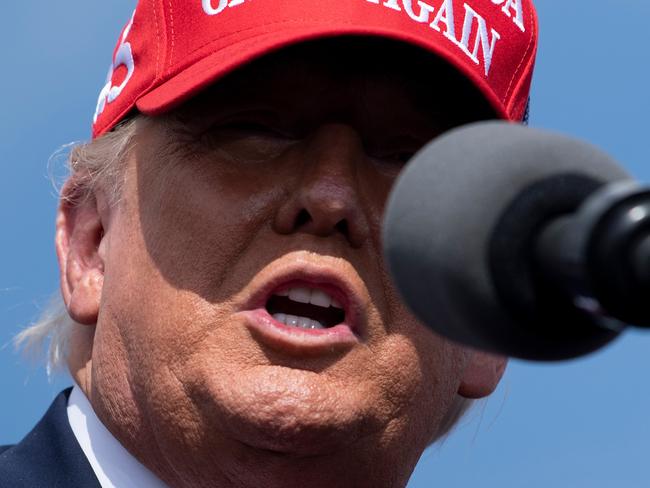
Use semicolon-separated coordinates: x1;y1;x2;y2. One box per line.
365;0;527;76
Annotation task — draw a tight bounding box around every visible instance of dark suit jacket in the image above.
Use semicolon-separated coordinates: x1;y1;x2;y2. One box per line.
0;388;100;487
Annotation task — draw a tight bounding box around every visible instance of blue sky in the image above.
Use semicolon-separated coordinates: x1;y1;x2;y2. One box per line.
1;1;649;486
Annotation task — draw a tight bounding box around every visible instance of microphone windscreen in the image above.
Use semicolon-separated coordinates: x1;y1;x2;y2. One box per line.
383;121;630;359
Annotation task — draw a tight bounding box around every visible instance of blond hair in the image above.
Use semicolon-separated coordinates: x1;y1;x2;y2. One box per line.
15;117;140;374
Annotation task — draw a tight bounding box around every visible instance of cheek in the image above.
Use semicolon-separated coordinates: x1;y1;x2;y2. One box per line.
135;153;286;300
355;163;402;250
371;326;466;435
368;285;469;439
94;153;281;400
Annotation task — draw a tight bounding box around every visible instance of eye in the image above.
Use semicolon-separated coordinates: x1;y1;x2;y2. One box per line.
368;146;419;168
366;132;423;164
215;120;296;139
196;116;299;164
364;135;425;177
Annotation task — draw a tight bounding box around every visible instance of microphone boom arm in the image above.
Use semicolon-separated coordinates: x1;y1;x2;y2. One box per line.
535;181;650;329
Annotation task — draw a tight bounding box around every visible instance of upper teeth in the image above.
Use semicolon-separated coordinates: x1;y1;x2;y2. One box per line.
276;287;343;309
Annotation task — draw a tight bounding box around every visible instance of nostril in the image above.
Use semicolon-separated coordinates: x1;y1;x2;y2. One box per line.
335;219;349;236
295;209;312;228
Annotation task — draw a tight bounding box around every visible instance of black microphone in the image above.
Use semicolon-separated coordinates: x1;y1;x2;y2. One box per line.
383;121;650;361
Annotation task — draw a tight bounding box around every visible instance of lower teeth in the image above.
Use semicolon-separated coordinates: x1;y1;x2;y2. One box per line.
272;313;325;330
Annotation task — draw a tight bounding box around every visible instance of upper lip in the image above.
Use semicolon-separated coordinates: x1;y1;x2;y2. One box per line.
241;257;367;338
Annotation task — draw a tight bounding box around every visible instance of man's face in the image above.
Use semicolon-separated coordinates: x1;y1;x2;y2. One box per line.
77;41;501;487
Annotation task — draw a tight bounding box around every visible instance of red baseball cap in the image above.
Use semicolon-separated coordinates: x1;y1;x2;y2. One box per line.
92;0;538;139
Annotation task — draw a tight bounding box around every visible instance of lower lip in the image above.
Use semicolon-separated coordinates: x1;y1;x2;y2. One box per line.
237;309;359;355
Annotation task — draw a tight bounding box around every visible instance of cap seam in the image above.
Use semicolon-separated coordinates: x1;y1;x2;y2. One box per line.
506;38;536;119
503;4;536;105
167;0;176;68
505;5;538;119
153;0;161;76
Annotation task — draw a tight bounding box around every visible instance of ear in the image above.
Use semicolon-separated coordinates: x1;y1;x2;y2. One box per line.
457;350;507;399
55;183;107;326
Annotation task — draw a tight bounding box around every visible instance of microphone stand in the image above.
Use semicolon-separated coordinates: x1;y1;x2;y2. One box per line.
535;181;650;330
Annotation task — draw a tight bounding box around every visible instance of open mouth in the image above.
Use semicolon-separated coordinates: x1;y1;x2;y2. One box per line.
238;261;365;352
265;286;346;330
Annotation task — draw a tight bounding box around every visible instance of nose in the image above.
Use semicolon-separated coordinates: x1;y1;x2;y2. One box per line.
272;123;371;248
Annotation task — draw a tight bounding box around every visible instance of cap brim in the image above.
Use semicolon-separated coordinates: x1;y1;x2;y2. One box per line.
136;23;508;119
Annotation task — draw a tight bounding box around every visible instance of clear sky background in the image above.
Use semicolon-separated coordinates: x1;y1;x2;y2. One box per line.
1;1;649;487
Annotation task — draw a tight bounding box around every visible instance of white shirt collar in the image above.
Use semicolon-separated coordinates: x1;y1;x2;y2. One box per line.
66;384;170;488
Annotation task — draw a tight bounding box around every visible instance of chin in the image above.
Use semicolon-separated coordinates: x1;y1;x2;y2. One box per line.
190;364;386;457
